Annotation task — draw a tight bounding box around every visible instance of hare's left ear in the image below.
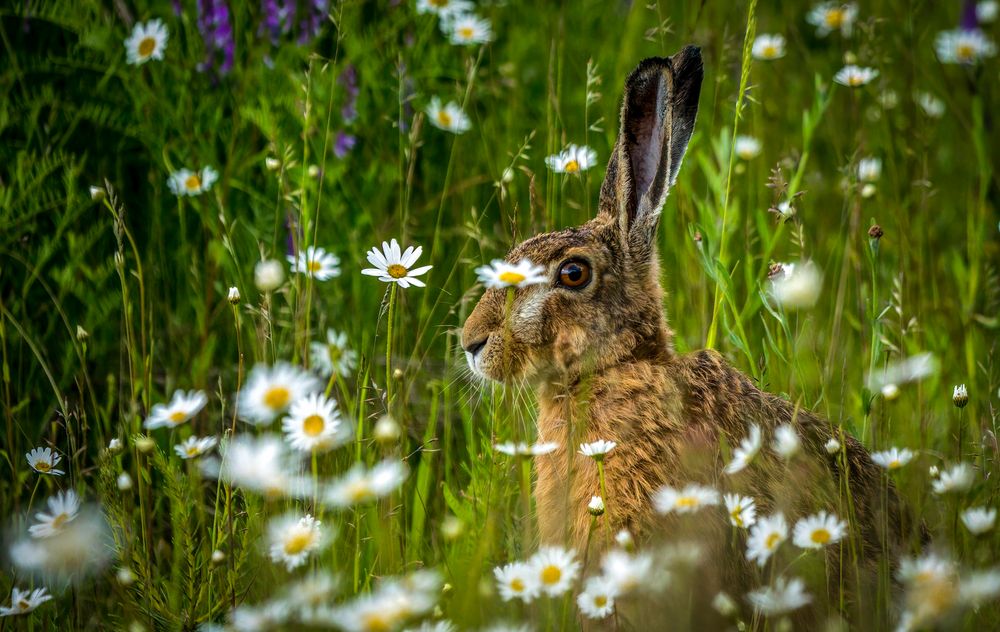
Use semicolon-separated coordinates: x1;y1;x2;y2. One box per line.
598;46;703;260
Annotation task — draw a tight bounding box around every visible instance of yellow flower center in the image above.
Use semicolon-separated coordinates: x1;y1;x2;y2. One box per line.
763;45;777;58
308;259;323;273
169;411;187;424
302;414;326;437
263;386;291;411
17;599;30;610
497;271;526;285
34;460;51;472
849;73;865;87
510;578;525;592
765;532;781;549
811;528;831;544
957;44;974;61
284;530;314;555
138;36;157;58
436;110;452;127
730;509;743;527
564;159;580;173
186;446;200;456
458;26;474;40
362;612;392;632
347;481;375;503
541;565;562;585
675;496;698;509
52;512;70;530
889;459;900;469
387;263;408;279
429;0;448;6
184;174;202;191
825;9;844;28
594;595;608;607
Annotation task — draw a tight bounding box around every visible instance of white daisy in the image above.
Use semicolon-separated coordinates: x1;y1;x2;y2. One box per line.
325;460;408;507
529;546;580;596
935;29;996;65
288;246;341;281
588;495;605;515
29;490;80;538
960;569;1000;606
871;447;915;470
544;144;598;174
268;513;325;571
416;0;472;17
792;511;847;549
746;513;788;567
173;435;218;460
915;91;945;118
0;587;52;617
806;2;858;37
734;135;762;160
475;259;547;289
494;562;540;603
752;34;786;60
652;483;720;515
442;13;492;46
897;553;956;586
712;591;738;616
725;424;762;474
577;576;617;619
961;507;997;535
426;98;471;134
26;447;64;476
599;549;654;595
953;384;969;407
858;157;882;182
282;393;350;453
124;19;168;65
238;363;320;425
747;576;812;616
724;494;758;528
361;239;433;288
770;261;822;310
579;440;617;460
834;65;879;88
168;166;218;196
144;389;208;429
933;463;975;494
211;434;312;499
825;438;841;454
494;441;559;456
772;423;801;459
310;329;357;378
979;1;999;23
254;259;286;291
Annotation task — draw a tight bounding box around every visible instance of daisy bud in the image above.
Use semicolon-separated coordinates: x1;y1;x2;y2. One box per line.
393;368;404;380
108;438;123;453
868;224;884;240
693;231;703;248
227;286;241;305
588;495;605;516
117;567;136;586
844;51;858;65
211;549;226;564
953;384;969;408
307;165;320;178
374;415;401;444
929;465;940;477
825;438;841;454
117;472;133;491
76;325;89;341
89;186;106;201
712;591;737;617
135;436;155;454
254;259;285;292
881;383;900;400
265;157;281;171
615;529;634;552
861;183;877;198
441;515;463;541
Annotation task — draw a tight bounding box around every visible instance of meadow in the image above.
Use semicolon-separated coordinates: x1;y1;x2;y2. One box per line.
1;0;999;629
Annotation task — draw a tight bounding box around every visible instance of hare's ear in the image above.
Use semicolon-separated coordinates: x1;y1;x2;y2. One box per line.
598;46;703;259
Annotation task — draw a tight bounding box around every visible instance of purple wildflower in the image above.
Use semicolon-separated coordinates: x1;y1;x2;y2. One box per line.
197;0;236;75
334;132;357;158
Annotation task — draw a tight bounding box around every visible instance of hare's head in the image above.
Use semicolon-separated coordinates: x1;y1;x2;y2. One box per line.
462;47;703;384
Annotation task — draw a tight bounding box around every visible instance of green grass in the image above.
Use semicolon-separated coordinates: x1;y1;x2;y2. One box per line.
1;0;998;629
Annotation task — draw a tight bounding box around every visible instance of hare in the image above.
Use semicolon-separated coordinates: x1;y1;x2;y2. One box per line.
462;47;916;623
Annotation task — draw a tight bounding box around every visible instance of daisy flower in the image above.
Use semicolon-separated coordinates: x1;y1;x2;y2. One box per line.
529;546;580;596
600;549;654;595
935;29;996;65
362;239;433;288
211;434;312;499
857;157;882;182
26;447;64;476
442;13;493;46
288;246;341;281
577;576;617;619
961;507;997;535
124;19;168;65
494;441;559;456
897;553;956;587
579;440;617;460
915;91;945;118
475;259;547;289
792;511;847;549
806;2;858;37
494;562;541;603
325;460;408;507
652;483;720;515
960;570;1000;606
770;262;822;310
746;513;788;567
871;447;914;470
426;98;471;134
282;393;351;453
173;435;218;460
168;166;218;196
834;65;879;88
238;363;320;425
144;389;208;429
772;424;801;459
712;591;738;616
825;438;841;454
979;1;999;23
752;34;786;60
0;587;52;616
254;259;285;291
268;513;325;571
953;384;969;407
29;490;80;538
747;576;812;616
588;496;605;515
310;329;358;378
933;463;975;494
416;0;472;17
544;144;598;174
724;494;758;528
734;135;762;160
725;424;762;474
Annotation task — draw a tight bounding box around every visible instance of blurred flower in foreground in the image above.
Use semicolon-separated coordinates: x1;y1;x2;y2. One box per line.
724;424;761;474
545;144;598;174
834;65;879;87
426;98;471;134
577;576;616;619
268;513;325;571
362;239;433;288
871;447;915;470
174;435;217;460
979;1;999;23
144;389;208;429
288;245;341;281
208;434;312;499
255;259;285;291
26;447;64;476
29;490;79;538
857;156;881;182
746;513;788;566
770;261;822;309
933;463;975;494
734;135;762;160
442;13;493;46
124;19;168;65
168;166;218;196
652;483;720;515
495;441;559;456
494;562;540;603
476;259;547;289
867;352;938;392
417;0;473;18
0;587;52;616
915;91;945;118
11;496;112;582
752;34;786;60
310;329;357;378
807;2;858;37
935;29;996;65
239;363;320;425
962;507;997;535
324;460;408;507
747;576;812;616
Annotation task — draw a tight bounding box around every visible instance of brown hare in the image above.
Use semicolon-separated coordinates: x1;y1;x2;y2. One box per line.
462;46;915;624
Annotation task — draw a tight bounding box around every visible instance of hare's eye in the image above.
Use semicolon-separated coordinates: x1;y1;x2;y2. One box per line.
557;260;591;289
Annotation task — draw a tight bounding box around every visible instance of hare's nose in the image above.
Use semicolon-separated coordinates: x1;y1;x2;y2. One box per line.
464;335;489;357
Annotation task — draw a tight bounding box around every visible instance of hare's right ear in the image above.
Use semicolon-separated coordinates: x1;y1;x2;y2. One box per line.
598;46;703;262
